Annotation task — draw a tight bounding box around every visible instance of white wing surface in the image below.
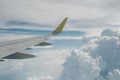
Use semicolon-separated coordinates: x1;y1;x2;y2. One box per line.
0;17;68;60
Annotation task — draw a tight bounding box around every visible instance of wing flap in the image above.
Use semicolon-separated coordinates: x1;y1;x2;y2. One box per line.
3;52;35;59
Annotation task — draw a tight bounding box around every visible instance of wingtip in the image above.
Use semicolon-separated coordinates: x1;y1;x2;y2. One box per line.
65;17;68;20
52;17;68;35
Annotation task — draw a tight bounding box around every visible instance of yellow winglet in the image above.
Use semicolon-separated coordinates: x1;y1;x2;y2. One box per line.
52;17;68;35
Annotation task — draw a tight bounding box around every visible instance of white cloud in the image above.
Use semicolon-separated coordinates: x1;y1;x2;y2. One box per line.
59;50;100;80
26;76;54;80
7;63;24;73
101;28;120;37
83;28;120;78
1;0;120;31
107;69;120;80
1;28;120;80
59;28;120;80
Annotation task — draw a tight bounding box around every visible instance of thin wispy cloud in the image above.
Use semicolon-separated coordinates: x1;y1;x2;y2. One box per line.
0;0;120;31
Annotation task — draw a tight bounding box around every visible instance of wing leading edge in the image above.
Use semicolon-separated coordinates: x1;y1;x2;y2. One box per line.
0;17;68;60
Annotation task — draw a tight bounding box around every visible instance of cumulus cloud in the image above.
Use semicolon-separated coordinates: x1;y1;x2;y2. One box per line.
1;28;120;80
59;28;120;80
107;69;120;80
88;28;120;77
59;50;100;80
101;28;120;37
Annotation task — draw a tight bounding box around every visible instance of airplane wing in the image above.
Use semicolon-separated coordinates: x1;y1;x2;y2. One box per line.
0;17;68;60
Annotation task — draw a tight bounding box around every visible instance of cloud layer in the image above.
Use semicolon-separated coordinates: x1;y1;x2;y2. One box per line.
0;28;120;80
1;0;120;31
59;28;120;80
